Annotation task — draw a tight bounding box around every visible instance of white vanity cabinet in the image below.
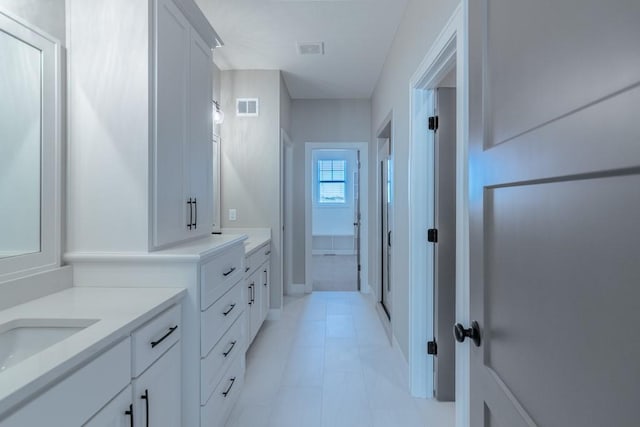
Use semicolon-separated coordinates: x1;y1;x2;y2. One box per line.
67;235;250;426
1;304;182;427
67;0;221;253
245;242;271;345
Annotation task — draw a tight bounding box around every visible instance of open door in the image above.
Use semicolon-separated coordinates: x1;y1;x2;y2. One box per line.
432;88;456;401
379;139;392;318
467;1;640;425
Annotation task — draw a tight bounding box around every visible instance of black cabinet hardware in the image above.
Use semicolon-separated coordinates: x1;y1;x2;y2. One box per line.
222;304;236;316
222;377;236;397
193;198;197;230
150;325;178;348
187;198;193;230
248;284;253;305
125;404;134;427
140;389;149;427
454;321;481;347
223;267;236;277
245;266;250;273
265;250;271;255
223;341;237;358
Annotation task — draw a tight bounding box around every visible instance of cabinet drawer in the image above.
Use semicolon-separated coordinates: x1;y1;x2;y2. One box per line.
245;243;271;276
132;304;181;377
201;282;245;357
201;244;245;310
201;312;245;404
0;338;131;427
201;356;245;427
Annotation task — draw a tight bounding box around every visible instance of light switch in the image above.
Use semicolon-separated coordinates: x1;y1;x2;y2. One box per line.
229;208;237;221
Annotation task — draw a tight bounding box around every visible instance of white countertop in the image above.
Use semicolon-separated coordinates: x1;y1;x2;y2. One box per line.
0;286;186;415
221;228;271;255
64;234;247;264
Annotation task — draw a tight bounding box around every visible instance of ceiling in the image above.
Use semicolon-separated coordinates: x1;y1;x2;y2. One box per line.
195;0;410;99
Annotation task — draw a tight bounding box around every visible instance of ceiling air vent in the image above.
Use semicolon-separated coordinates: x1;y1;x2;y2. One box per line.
236;98;259;117
297;41;325;56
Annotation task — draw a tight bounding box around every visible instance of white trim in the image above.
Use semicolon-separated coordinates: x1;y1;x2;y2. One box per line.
0;9;62;283
305;142;369;295
407;6;469;425
286;283;306;296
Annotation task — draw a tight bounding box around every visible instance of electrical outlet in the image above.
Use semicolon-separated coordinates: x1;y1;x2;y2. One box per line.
229;208;237;221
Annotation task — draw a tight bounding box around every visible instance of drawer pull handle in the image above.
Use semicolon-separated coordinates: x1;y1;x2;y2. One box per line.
245;266;250;273
222;377;236;397
223;340;237;357
223;304;236;316
140;389;150;427
150;325;178;348
223;267;236;277
125;404;134;427
265;250;271;255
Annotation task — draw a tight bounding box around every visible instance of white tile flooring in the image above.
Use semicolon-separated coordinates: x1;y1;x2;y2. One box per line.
225;292;455;427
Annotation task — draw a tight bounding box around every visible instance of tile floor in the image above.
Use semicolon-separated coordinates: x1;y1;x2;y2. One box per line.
225;292;455;427
312;255;358;292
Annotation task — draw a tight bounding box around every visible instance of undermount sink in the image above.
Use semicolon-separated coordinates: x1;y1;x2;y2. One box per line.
0;318;98;372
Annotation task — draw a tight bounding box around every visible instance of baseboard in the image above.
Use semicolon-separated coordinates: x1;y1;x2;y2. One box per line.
286;283;306;295
359;282;371;294
392;333;411;391
311;250;356;256
267;308;282;320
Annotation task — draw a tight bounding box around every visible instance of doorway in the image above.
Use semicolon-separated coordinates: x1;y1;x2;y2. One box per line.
376;120;393;319
304;142;369;295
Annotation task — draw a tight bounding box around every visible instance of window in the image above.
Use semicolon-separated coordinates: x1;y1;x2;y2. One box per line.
318;159;346;203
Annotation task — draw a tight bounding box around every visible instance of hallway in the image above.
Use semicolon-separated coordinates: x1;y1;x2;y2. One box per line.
225;292;454;427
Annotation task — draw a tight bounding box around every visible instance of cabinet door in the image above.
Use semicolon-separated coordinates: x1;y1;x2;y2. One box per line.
133;343;181;427
261;264;270;323
187;28;213;236
83;386;132;427
153;0;190;248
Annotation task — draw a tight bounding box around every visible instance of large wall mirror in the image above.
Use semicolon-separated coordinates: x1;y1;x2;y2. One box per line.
0;9;60;282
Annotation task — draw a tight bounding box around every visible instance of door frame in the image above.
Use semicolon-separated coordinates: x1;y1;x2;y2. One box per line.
304;142;369;294
407;2;469;421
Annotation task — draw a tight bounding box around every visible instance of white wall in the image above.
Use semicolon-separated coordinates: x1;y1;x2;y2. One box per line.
370;0;460;360
290;99;371;284
220;69;291;310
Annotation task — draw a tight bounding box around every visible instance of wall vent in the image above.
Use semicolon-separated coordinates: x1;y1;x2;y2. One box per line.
297;41;325;56
236;98;259;117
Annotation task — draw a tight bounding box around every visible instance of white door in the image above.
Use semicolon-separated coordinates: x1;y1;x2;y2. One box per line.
83;386;132;427
133;344;181;427
353;150;361;291
153;0;189;247
378;139;392;317
467;1;640;425
187;27;213;235
432;88;456;402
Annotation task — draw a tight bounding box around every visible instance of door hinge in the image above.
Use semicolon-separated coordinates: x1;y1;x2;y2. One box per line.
427;340;437;355
358;264;361;272
428;116;439;131
387;230;392;247
427;228;438;243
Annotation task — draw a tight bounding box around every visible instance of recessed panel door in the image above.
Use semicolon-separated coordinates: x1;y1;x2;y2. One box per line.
468;1;640;425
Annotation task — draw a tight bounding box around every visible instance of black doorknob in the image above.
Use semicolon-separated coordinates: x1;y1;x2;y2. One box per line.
454;321;481;347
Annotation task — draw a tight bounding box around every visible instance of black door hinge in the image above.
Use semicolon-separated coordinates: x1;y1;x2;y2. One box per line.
358;264;361;272
428;116;439;131
427;340;437;355
427;228;438;243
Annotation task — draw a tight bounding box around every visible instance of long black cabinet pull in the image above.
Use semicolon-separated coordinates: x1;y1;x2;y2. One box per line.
222;304;236;316
223;341;237;357
248;285;253;305
193;198;197;230
187;198;193;230
264;269;268;286
140;389;150;427
125;404;134;427
150;325;178;348
222;377;236;397
222;267;236;277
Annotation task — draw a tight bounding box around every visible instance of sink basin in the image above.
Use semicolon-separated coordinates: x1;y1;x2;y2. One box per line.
0;318;98;372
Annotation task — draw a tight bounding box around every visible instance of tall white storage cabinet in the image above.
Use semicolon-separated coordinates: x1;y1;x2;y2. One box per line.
67;0;218;252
